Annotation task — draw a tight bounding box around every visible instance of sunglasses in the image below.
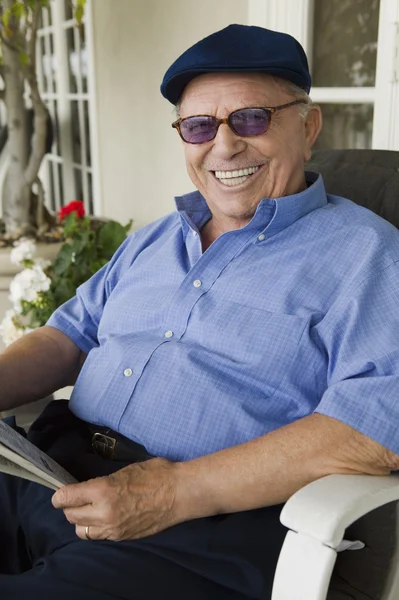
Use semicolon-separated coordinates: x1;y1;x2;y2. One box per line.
172;100;306;144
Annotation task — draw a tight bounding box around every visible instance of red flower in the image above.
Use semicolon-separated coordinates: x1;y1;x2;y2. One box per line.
58;200;85;221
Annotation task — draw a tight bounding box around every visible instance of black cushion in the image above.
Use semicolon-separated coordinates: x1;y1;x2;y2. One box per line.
307;149;399;228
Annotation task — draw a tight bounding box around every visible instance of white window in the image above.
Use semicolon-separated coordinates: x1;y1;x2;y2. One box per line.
249;0;399;150
37;0;100;215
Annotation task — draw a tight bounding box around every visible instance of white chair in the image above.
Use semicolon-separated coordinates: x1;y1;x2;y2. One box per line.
272;474;399;599
272;149;399;600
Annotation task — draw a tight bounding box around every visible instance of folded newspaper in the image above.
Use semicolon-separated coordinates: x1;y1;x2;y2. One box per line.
0;419;77;490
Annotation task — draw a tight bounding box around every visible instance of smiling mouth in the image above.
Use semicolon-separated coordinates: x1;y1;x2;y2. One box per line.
212;165;261;187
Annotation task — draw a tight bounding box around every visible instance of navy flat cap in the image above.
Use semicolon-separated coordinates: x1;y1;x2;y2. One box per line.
161;24;311;105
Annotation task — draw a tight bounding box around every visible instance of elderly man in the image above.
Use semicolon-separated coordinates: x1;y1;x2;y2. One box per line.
1;23;399;600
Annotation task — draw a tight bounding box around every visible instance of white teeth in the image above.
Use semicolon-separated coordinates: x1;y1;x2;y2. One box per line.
219;175;249;186
214;166;259;180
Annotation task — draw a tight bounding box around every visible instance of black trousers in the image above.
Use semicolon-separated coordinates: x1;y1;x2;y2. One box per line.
0;401;288;599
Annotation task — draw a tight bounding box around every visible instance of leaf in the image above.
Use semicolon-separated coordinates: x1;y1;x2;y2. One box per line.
124;219;133;233
53;277;76;304
12;2;25;20
53;243;74;276
75;0;86;24
97;221;127;259
2;7;11;27
19;51;29;66
69;229;91;254
62;211;78;237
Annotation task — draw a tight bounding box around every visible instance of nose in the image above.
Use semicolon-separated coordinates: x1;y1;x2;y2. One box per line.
211;122;247;159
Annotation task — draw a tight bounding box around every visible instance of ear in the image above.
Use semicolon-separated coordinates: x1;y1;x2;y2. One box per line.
303;105;322;162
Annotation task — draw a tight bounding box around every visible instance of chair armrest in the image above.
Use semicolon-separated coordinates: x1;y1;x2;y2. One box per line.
272;474;399;600
280;473;399;549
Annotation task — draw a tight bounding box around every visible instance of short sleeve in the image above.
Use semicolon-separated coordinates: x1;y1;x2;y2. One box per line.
315;260;399;455
46;235;133;354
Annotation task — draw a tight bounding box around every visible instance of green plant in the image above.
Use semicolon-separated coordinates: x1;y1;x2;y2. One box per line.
0;201;132;344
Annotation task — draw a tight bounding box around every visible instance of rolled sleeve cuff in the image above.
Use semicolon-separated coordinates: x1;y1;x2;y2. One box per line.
46;312;97;355
315;382;399;456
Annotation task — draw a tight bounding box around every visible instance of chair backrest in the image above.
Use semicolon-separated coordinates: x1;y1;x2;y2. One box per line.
307;149;399;228
307;149;399;600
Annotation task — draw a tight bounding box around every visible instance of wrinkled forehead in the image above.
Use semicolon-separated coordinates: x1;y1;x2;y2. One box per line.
179;72;288;116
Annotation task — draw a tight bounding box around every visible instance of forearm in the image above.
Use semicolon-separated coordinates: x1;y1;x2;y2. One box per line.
0;325;83;411
174;413;397;522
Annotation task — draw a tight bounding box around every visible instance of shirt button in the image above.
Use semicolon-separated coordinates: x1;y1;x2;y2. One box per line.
258;234;265;241
123;368;133;377
193;279;202;288
192;231;198;237
164;330;174;338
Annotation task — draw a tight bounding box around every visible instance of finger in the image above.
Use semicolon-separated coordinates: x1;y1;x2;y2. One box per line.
52;478;101;509
75;524;103;541
63;504;103;526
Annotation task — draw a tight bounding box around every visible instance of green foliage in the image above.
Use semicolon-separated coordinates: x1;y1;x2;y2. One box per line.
75;0;86;24
21;214;132;329
19;50;28;65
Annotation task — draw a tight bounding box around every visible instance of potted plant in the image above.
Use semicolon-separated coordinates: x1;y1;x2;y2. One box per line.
0;200;131;345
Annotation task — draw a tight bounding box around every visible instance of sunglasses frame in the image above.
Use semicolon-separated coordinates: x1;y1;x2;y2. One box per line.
172;100;306;144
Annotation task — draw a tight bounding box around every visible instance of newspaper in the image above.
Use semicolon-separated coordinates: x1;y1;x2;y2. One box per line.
0;419;77;490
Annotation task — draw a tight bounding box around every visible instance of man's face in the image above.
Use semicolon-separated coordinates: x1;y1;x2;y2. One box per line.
178;72;321;226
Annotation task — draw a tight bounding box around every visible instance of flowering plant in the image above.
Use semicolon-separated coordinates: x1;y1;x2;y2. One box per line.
0;201;131;346
58;200;86;221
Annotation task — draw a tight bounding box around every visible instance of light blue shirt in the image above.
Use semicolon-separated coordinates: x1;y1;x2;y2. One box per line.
47;172;399;461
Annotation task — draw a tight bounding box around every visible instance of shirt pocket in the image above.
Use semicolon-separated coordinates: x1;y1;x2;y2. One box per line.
190;297;308;398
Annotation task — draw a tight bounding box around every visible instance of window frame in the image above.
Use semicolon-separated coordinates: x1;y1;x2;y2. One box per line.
37;0;101;215
248;0;399;150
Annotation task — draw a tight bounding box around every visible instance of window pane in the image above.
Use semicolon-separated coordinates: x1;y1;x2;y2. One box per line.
58;163;64;207
314;104;373;150
46;100;60;155
88;172;94;214
48;160;55;211
67;27;77;93
70;101;81;164
64;0;73;21
74;168;83;201
84;101;91;166
41;34;56;93
79;24;88;93
53;100;61;156
312;0;380;87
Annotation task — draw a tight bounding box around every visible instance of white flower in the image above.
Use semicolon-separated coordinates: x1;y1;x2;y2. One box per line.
10;238;37;266
9;265;52;310
0;309;34;346
34;257;51;270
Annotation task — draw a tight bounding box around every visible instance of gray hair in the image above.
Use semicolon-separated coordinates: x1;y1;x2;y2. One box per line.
272;77;312;119
174;75;312;120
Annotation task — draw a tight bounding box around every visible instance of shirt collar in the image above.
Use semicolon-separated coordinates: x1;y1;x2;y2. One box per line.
175;171;327;238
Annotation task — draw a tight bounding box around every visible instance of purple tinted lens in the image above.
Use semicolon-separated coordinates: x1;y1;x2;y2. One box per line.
180;116;216;143
230;108;269;136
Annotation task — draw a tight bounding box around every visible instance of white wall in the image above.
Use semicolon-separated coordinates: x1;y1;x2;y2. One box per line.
90;0;248;231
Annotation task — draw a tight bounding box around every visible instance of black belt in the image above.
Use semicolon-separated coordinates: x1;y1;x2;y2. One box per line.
87;424;154;462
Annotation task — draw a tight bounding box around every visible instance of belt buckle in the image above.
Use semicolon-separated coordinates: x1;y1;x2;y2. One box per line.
92;432;117;459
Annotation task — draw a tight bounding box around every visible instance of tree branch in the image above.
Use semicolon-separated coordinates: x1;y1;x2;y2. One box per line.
0;29;21;53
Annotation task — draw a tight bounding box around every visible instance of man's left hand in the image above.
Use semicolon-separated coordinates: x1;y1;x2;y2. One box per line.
51;458;182;541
